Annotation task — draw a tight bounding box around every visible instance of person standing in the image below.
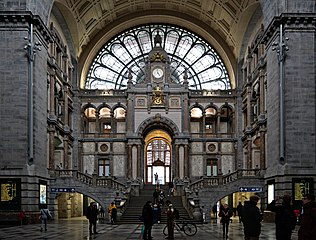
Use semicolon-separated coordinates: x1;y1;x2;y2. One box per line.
242;195;263;240
19;210;26;226
219;203;233;238
39;206;52;232
165;203;175;239
154;172;158;184
108;202;117;224
237;202;244;223
212;204;218;219
298;194;316;240
267;195;297;240
86;202;99;234
141;201;154;240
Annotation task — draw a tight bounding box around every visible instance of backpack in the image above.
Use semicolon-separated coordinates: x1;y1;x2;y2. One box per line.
174;208;180;219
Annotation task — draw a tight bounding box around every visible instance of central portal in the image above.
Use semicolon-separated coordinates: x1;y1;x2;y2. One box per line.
145;130;172;184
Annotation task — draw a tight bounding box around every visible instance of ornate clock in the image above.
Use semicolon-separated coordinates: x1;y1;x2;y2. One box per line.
152;66;164;83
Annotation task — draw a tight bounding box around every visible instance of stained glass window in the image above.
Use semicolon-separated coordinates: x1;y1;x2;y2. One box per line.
86;24;231;90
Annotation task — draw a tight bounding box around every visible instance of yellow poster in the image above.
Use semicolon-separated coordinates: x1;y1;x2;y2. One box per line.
1;183;16;201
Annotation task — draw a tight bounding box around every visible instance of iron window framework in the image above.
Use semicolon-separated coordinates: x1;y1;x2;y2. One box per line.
86;24;231;90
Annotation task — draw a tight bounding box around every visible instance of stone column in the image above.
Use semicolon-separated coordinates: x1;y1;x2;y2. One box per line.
48;127;55;169
216;113;221;133
260;128;266;170
127;144;132;178
95;111;100;133
137;144;141;178
184;144;189;177
259;71;266;115
49;72;55;115
63;86;69;126
182;95;189;134
174;144;179;179
63;137;69;169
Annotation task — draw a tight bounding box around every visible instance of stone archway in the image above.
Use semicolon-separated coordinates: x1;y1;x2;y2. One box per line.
137;114;180;184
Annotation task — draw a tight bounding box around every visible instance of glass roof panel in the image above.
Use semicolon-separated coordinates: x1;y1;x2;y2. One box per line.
85;24;231;90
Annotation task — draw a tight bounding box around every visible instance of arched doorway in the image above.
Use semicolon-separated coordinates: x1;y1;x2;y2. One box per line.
144;130;172;184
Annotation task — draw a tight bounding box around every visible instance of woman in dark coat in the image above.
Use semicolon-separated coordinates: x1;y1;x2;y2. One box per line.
218;204;233;238
268;195;297;240
142;201;154;240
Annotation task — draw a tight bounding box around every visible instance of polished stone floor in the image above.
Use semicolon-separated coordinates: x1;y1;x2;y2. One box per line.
0;217;299;240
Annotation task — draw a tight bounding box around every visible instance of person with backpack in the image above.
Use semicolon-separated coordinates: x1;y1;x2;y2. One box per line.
218;204;233;238
39;206;52;232
267;195;297;240
108;202;117;224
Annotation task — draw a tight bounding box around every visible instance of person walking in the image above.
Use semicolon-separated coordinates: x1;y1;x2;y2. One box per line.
168;181;174;196
242;195;263;240
219;203;233;238
298;194;316;240
86;202;99;234
141;201;154;240
39;206;52;232
267;195;297;240
108;202;117;224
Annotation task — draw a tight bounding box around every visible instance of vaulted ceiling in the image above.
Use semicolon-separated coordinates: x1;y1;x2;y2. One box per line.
54;0;261;59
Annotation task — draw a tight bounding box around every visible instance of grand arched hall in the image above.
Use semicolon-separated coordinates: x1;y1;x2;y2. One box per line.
0;1;315;237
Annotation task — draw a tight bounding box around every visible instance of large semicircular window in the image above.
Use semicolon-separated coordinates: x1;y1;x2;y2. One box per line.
85;24;231;90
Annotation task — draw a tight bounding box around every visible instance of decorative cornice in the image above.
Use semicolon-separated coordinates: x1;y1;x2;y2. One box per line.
0;11;52;43
261;13;316;45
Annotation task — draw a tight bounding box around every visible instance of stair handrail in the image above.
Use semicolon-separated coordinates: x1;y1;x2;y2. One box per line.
54;169;127;191
188;168;263;190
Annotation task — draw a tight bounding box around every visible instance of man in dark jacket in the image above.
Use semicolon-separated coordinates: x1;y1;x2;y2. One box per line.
268;195;297;240
242;195;263;240
142;201;154;240
298;194;316;240
86;202;99;234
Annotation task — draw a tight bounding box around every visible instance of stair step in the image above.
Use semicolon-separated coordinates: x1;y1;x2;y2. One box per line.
116;184;191;224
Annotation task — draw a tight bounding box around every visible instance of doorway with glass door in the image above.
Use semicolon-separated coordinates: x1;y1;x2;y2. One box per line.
145;130;172;185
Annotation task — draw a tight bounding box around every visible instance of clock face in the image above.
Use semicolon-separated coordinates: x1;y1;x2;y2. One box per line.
152;67;164;79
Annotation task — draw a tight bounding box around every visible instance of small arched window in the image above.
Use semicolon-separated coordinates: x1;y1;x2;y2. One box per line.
205;107;217;133
99;107;111;133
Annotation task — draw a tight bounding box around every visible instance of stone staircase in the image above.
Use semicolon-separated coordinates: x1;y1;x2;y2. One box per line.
117;184;190;224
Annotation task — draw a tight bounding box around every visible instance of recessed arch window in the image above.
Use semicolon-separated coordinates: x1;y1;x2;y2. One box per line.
190;107;203;119
84;107;96;119
83;107;96;133
99;107;111;133
85;24;231;90
205;107;217;133
114;107;126;120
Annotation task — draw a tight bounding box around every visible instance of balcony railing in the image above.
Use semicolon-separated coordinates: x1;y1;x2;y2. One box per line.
189;169;263;190
81;133;127;139
54;169;126;190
